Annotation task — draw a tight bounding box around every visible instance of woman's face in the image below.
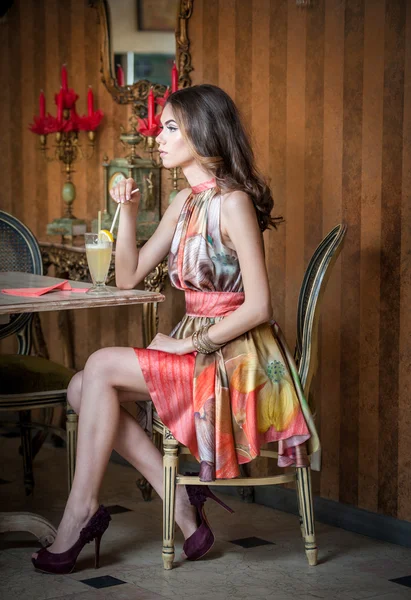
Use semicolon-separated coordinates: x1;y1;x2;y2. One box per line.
156;104;194;169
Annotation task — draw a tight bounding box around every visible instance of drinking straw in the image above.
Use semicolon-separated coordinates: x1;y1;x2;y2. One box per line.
97;210;102;276
109;188;139;234
110;204;121;234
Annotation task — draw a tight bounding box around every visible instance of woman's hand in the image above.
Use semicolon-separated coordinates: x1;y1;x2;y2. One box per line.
110;177;140;207
147;333;194;355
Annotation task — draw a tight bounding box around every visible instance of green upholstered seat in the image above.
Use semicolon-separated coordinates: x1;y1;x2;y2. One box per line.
0;355;73;395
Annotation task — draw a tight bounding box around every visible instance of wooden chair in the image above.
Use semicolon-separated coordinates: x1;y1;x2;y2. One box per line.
152;224;347;570
0;210;76;495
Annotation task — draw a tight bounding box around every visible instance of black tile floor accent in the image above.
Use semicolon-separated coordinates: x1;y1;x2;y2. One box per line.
230;536;275;548
80;575;127;589
106;505;132;515
390;575;411;588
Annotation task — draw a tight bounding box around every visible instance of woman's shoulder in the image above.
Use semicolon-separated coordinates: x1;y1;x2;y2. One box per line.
174;187;193;203
219;189;259;242
167;187;192;214
220;189;253;214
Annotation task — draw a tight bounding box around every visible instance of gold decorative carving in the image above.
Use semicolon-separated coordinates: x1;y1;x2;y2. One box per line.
176;0;193;89
32;313;49;360
164;428;177;441
142;258;168;347
90;0;193;110
144;259;168;294
41;243;99;283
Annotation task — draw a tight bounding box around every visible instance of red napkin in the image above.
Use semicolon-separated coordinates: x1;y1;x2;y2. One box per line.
1;280;89;297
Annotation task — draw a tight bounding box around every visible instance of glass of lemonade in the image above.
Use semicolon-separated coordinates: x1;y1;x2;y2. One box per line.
85;232;113;295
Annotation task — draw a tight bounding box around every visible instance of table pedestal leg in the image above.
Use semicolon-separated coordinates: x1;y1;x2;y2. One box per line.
0;512;57;547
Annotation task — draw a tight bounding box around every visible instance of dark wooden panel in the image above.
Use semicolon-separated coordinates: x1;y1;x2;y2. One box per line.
397;0;411;523
235;0;252;122
338;0;364;507
0;1;11;215
33;0;47;234
358;0;385;514
284;4;306;347
319;0;345;503
218;0;236;97
45;0;61;227
267;0;287;331
202;0;219;84
10;1;23;224
378;0;406;518
304;0;325;263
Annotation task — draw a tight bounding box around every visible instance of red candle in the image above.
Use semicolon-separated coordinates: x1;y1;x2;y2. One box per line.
171;62;178;93
87;86;94;117
39;90;46;119
61;64;68;91
57;89;64;121
116;64;125;86
147;87;155;128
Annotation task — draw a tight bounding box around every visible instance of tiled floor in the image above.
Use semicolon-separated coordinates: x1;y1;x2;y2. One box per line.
1;436;411;600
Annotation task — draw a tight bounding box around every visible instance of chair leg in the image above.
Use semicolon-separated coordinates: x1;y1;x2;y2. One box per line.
295;475;306;539
162;428;178;570
31;408;53;459
153;429;163;453
136;475;154;501
19;411;34;496
237;463;255;503
295;467;318;566
66;402;78;492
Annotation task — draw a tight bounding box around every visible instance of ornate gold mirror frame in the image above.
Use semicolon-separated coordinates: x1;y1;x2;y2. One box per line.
91;0;193;114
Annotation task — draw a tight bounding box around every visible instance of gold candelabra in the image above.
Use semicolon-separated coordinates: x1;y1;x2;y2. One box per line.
30;65;103;242
39;121;97;223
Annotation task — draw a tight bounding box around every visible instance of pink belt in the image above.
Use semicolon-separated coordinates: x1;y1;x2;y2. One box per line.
185;290;245;317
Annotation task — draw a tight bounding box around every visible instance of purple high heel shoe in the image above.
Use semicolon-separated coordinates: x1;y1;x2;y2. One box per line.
32;505;111;574
183;486;234;561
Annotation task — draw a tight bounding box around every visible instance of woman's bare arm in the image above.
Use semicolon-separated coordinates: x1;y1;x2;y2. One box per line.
115;185;191;289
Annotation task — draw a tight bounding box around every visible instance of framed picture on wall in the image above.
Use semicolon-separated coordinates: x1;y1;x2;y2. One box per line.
137;0;180;31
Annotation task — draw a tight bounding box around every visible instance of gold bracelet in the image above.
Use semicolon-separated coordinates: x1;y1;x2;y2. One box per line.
192;328;212;354
197;323;223;353
198;327;218;352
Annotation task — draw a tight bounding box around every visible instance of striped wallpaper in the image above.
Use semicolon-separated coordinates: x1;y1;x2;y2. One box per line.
0;0;410;520
188;0;411;520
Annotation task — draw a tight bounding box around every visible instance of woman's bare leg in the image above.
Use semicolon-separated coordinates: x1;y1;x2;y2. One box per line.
66;368;196;538
33;347;196;558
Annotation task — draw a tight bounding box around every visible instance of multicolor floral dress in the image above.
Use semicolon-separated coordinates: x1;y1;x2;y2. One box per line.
134;179;320;482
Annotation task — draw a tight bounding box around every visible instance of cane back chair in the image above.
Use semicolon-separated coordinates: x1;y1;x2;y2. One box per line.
152;223;347;570
0;210;75;495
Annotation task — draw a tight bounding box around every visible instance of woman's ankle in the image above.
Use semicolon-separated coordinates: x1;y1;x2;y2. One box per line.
65;496;99;522
175;505;198;540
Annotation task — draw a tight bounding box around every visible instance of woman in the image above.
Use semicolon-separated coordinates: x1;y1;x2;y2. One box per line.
32;84;319;574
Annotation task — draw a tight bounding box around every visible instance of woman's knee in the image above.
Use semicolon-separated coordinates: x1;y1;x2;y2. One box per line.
82;347;146;395
83;348;115;384
67;371;83;413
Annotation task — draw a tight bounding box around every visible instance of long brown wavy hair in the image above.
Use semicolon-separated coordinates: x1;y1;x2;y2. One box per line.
165;84;282;232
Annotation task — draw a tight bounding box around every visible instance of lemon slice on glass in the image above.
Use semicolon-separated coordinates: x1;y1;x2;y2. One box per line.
98;229;114;242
